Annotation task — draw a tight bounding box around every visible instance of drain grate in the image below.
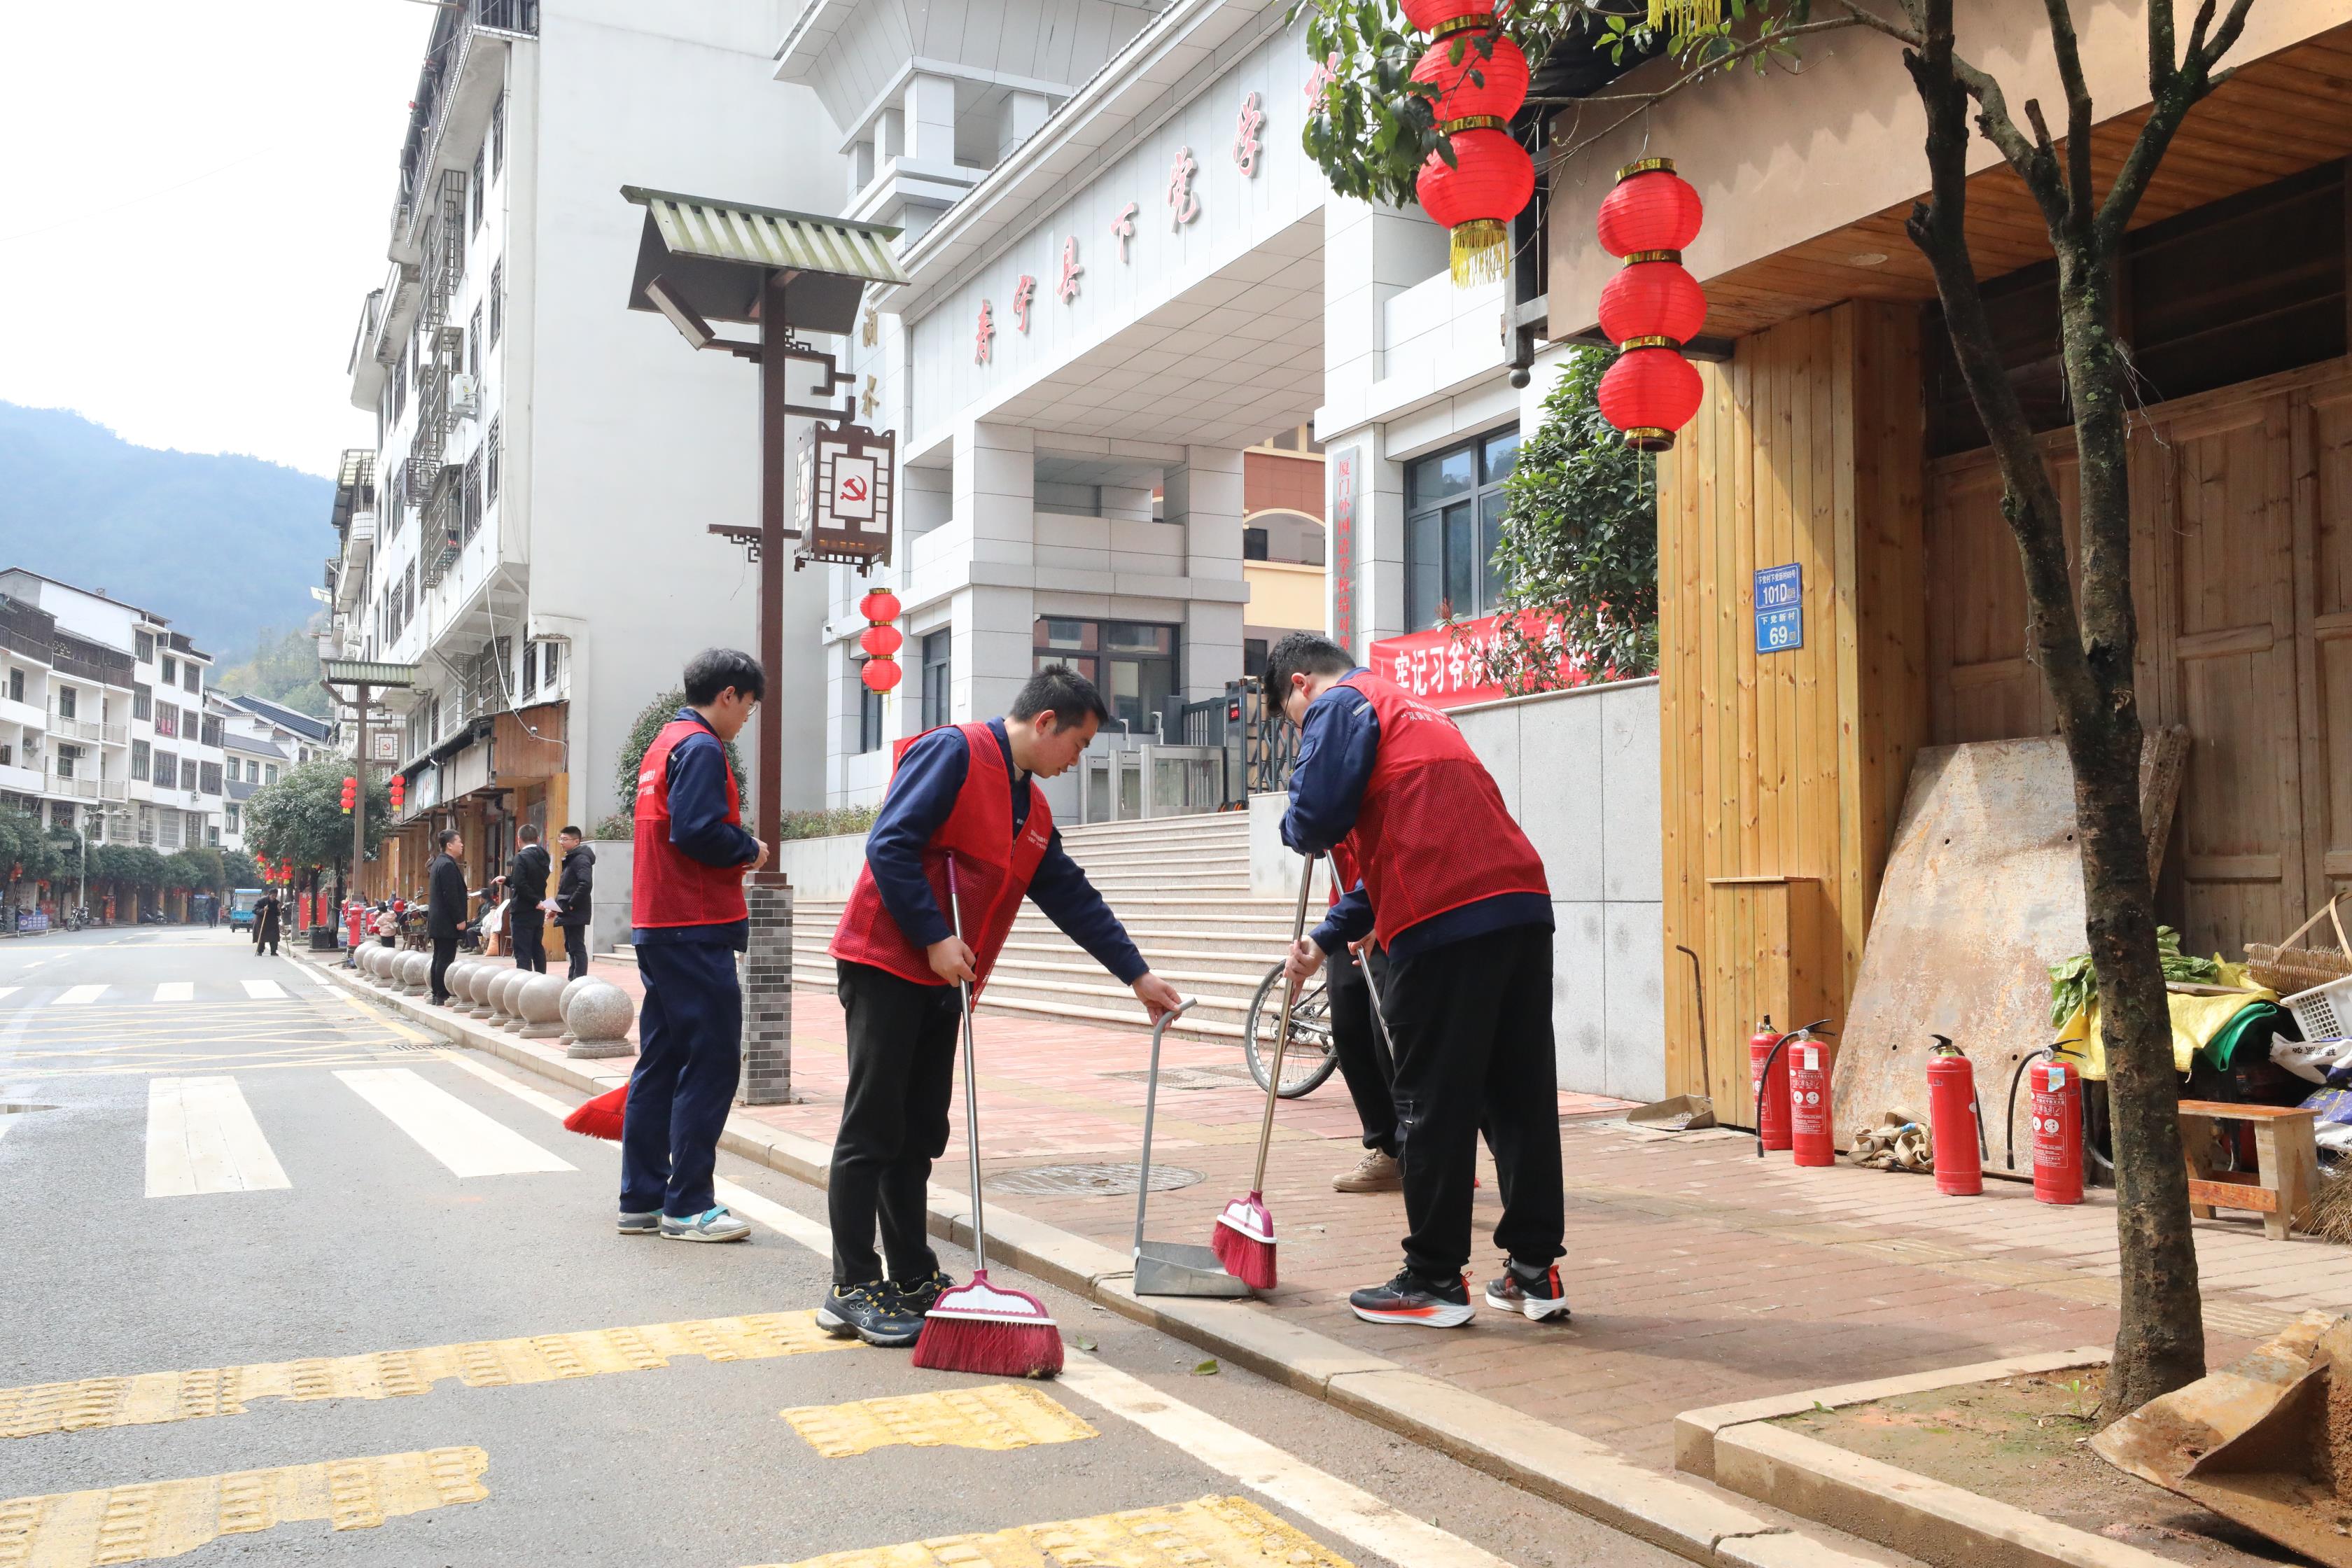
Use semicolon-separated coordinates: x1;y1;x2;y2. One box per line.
1098;1064;1256;1091
986;1162;1203;1198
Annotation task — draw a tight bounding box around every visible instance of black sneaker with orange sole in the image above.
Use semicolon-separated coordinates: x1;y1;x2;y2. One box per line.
1483;1260;1573;1321
1348;1267;1475;1327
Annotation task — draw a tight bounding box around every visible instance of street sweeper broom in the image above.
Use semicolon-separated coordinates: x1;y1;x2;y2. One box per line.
1211;851;1319;1291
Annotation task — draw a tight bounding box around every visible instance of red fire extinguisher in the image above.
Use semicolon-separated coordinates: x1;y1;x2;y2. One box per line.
1787;1020;1838;1168
1926;1036;1984;1196
2031;1054;2085;1205
1750;1016;1791;1154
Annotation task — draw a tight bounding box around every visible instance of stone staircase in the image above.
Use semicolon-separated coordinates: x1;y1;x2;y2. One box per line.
791;811;1308;1042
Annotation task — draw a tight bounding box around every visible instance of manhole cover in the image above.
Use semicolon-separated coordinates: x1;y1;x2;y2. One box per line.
1098;1065;1256;1091
986;1162;1203;1198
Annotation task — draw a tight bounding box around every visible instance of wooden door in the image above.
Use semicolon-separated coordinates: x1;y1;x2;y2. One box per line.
2306;383;2352;910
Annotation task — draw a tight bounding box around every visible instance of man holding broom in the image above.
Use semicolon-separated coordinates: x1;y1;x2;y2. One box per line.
1268;631;1571;1327
822;664;1184;1349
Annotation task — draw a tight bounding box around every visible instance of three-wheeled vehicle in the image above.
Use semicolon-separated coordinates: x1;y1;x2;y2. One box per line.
226;888;265;932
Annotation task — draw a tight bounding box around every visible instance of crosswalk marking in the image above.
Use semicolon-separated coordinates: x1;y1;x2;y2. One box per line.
241;979;288;1000
153;982;193;1002
146;1078;291;1198
781;1384;1098;1458
748;1497;1352;1568
0;987;19;1002
336;1068;575;1177
53;985;105;1006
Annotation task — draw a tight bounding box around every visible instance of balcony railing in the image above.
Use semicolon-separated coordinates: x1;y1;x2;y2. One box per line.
45;714;126;746
41;770;127;802
395;0;538;239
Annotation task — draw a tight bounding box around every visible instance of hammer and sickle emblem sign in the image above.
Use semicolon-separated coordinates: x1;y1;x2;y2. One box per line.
840;476;869;503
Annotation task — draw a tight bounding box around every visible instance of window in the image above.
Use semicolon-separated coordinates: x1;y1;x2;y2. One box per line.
200;716;222;748
522;640;538;693
246;760;260;783
132;683;149;720
132;740;149;781
489;260;503;344
225;802;239;832
181;760;197;791
491;91;505;174
1244;638;1269;679
153;750;176;789
55;744;78;780
1404;427;1519;631
6;668;20;702
135;631;153;662
1031;618;1180;736
161;654;176;683
183;664;200;694
472;148;486;231
51;802;73;829
920;631;953;731
462;451;484;542
486;417;500;501
0;742;9;766
858;683;884;752
155;701;178;739
208;825;220;848
1243;527;1270;561
264;764;279;785
541;640;559;690
200;762;222;795
56;687;76;720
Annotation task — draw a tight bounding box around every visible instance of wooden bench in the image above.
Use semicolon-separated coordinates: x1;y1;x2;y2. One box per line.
2178;1100;2319;1241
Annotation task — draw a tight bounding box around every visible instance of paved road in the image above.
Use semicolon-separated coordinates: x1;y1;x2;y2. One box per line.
0;928;1674;1568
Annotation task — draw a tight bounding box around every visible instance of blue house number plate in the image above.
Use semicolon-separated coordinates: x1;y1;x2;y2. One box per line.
1754;564;1803;654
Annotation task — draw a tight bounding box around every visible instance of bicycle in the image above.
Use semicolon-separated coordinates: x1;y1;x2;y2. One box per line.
1241;961;1340;1098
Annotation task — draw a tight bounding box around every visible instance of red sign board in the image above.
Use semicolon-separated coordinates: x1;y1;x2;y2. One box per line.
1329;449;1356;650
1367;612;1591;710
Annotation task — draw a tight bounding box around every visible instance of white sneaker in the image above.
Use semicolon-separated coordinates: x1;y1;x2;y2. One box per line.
659;1206;750;1242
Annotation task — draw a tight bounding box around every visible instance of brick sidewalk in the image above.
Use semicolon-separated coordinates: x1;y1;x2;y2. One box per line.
576;953;2352;1471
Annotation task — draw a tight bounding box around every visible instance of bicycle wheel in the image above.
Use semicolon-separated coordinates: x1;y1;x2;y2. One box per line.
1244;961;1340;1098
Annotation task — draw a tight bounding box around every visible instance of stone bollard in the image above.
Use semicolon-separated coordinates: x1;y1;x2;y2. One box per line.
489;970;524;1028
398;951;430;996
517;974;567;1040
369;946;396;987
564;980;635;1060
358;946;382;982
441;958;477;1005
463;962;498;1020
556;975;594;1045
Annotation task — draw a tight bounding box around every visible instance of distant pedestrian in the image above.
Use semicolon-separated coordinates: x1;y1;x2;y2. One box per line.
252;892;281;957
554;825;595;980
506;824;553;973
621;648;768;1244
427;828;468;1004
204;895;219;929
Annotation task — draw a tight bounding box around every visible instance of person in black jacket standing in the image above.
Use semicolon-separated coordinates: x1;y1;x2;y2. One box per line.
554;825;595;980
427;828;468;1004
505;823;554;973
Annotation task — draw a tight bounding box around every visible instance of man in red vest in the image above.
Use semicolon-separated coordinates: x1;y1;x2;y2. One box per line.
1268;631;1569;1328
622;648;768;1244
822;664;1184;1345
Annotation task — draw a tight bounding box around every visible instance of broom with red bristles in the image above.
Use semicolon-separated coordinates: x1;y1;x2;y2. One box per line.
910;852;1064;1380
1211;852;1320;1292
564;1085;628;1141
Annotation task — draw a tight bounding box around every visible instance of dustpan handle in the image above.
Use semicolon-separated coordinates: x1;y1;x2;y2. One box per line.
1133;997;1197;1256
947;853;987;1275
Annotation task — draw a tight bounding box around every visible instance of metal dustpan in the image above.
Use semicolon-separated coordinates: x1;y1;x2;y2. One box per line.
1624;946;1718;1130
1133;998;1252;1298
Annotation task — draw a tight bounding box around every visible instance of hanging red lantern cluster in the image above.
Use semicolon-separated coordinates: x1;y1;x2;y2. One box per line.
340;776;358;817
1594;157;1707;451
388;775;406;813
858;587;904;694
1406;0;1533;286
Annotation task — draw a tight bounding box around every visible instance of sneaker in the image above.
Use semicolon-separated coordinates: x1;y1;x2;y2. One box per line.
816;1282;926;1348
659;1206;750;1243
1332;1148;1403;1194
889;1268;958;1315
1484;1260;1573;1322
616;1210;661;1236
1348;1267;1475;1328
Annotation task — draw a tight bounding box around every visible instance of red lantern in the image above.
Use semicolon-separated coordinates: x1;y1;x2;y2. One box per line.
1410;33;1527;122
859;624;904;658
859;588;902;622
1597;258;1708;346
1415;128;1534;284
1595;158;1704;257
861;658;902;694
1401;0;1494;29
1597;346;1704;452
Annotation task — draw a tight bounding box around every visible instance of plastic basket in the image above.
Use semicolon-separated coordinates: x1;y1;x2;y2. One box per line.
2283;973;2352;1045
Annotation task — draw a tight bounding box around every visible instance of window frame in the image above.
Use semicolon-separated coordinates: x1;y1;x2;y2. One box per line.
1402;426;1520;631
919;631;953;731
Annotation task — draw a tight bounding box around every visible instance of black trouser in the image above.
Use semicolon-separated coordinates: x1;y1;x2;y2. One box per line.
1324;945;1396;1154
429;934;458;1001
829;960;961;1287
1382;923;1564;1279
510;914;547;972
564;925;589;980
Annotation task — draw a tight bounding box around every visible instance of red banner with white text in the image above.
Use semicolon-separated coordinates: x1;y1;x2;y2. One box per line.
1366;612;1592;710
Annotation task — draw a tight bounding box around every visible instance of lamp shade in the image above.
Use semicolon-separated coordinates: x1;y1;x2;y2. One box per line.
1595;162;1704;256
1415;128;1534;284
1597;346;1704;451
1597;259;1708;346
858;588;902;622
1401;0;1495;31
860;658;902;694
1410;33;1527;122
859;624;904;657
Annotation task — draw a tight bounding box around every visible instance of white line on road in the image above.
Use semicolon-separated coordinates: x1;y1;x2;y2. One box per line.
337;1068;575;1178
53;985;106;1006
154;982;194;1002
146;1078;293;1198
241;979;288;1000
0;987;18;1003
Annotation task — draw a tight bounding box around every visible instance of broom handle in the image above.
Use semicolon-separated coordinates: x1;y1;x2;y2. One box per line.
1251;853;1320;1194
946;853;988;1275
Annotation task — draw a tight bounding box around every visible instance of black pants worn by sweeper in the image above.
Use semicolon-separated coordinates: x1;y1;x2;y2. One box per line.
1324;945;1397;1155
1381;922;1566;1280
830;959;961;1287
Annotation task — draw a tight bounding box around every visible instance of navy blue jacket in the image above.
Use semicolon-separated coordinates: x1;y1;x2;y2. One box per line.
867;720;1147;985
632;708;758;950
1280;671;1550;963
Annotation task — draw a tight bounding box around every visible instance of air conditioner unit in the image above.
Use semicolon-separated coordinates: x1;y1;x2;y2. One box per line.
449;374;482;419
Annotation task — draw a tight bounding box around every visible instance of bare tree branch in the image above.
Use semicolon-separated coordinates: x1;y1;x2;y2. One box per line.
2149;0;2180;88
2098;0;2255;241
2039;0;2097;238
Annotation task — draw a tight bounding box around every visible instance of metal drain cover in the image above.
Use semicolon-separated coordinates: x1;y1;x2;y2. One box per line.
1098;1065;1256;1091
986;1162;1203;1198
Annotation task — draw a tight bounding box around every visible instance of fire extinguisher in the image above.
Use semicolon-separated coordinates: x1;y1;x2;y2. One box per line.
1926;1036;1984;1196
1751;1016;1791;1154
1786;1019;1839;1168
2006;1045;2086;1205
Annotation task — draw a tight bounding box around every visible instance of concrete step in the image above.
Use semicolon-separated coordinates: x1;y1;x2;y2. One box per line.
789;962;1249;1042
792;941;1273;1003
1058;813;1250;841
1063;851;1253;873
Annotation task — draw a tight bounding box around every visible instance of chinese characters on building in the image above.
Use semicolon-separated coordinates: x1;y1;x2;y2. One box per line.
1233;92;1264;177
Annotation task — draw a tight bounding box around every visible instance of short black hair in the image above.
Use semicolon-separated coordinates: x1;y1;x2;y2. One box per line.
559;825;581;839
1263;632;1353;701
1010;662;1110;732
517;823;540;843
683;648;766;706
437;827;461;850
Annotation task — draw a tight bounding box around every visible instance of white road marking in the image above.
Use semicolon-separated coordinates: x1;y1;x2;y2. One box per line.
0;987;18;1002
54;985;106;1006
336;1068;575;1177
154;982;194;1002
712;1176;838;1254
146;1078;293;1198
241;979;288;1000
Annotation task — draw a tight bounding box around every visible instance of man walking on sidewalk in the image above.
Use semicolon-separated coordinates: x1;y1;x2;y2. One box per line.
1269;631;1569;1327
426;830;467;1004
821;664;1184;1347
554;826;595;980
622;649;768;1245
505;824;554;973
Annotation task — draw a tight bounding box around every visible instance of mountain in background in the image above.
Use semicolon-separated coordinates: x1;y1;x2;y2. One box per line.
212;626;333;718
0;401;333;661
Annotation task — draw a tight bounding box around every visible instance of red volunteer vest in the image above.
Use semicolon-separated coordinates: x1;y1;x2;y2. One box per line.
1326;839;1361;911
1336;671;1548;948
830;722;1053;994
631;718;751;928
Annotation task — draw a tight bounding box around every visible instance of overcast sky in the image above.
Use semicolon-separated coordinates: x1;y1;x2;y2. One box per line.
0;1;430;477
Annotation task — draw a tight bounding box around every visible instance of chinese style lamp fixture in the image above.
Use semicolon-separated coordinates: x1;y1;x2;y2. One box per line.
1594;156;1707;451
858;587;904;694
1406;0;1534;286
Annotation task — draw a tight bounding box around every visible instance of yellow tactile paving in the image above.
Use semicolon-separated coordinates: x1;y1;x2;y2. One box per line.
780;1382;1098;1458
746;1494;1354;1567
0;1445;486;1567
0;1313;851;1440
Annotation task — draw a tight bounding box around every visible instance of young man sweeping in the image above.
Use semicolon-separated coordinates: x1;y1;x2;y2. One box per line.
1268;631;1571;1326
822;664;1184;1347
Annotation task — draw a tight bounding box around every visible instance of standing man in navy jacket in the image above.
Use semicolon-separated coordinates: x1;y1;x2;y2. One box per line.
621;648;767;1244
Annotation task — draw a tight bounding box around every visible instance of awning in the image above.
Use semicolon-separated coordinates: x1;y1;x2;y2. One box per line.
621;185;904;333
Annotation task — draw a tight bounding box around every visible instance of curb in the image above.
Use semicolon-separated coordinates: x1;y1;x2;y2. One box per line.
304;951;1889;1568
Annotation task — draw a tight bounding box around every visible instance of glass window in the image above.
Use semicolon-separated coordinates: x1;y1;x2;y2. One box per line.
1244;638;1269;679
57;687;76;720
7;668;22;702
265;764;278;785
135;632;153;662
1402;426;1518;629
491;91;505;175
132;683;149;719
226;803;239;831
1483;428;1521;484
920;631;953;731
155;701;177;738
161;656;176;683
1242;527;1269;561
132;740;149;781
1032;618;1177;736
184;665;200;694
858;684;883;753
1407;447;1474;509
